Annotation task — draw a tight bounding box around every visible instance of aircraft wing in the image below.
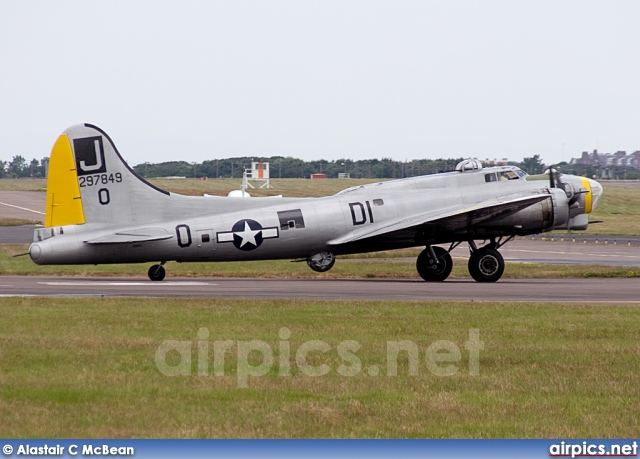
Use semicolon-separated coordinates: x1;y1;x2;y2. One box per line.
329;194;549;245
83;228;174;244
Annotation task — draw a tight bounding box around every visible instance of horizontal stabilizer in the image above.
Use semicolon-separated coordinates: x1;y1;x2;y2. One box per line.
83;228;173;244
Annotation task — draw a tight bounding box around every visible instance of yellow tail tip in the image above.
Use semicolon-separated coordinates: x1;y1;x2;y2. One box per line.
44;134;85;227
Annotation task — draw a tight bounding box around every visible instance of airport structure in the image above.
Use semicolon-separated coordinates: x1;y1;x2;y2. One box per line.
570;149;640;169
243;161;272;189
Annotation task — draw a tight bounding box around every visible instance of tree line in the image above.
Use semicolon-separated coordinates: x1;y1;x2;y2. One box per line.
0;156;48;179
129;154;557;179
2;153;638;180
131;157;470;180
128;154;640;180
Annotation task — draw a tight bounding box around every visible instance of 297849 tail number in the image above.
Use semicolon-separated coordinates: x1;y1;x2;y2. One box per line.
79;173;122;187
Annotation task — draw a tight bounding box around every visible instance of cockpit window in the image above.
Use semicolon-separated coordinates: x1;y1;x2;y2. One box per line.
498;171;519;181
34;228;55;242
485;173;497;182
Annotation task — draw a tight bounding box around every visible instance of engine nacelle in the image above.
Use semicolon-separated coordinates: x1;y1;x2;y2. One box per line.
489;189;569;235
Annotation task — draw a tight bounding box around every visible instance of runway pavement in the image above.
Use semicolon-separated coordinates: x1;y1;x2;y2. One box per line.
0;225;39;243
0;191;45;220
0;275;638;302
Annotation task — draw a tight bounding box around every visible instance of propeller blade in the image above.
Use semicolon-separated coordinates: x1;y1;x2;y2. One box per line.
568;189;589;206
548;165;556;188
12;253;30;258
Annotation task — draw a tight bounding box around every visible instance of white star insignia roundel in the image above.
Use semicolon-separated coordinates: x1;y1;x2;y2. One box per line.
216;219;279;251
236;221;260;248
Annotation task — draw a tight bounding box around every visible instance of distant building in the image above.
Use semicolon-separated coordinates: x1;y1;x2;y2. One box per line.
570;149;640;169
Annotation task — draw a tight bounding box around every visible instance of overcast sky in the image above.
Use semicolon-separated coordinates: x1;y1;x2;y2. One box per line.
1;1;639;166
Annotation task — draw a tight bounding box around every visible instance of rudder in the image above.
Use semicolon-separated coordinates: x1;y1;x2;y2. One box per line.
45;133;85;227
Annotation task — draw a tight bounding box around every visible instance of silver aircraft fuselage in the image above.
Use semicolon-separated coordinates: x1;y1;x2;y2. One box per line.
28;124;603;282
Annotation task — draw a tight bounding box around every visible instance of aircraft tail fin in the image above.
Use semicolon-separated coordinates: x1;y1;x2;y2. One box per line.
45;124;170;228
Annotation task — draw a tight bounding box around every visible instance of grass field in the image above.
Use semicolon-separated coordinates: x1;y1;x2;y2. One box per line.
2;245;639;279
1;297;639;438
0;217;40;227
0;179;47;192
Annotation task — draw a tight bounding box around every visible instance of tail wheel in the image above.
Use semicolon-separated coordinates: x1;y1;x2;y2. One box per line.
307;252;336;272
148;264;166;281
416;246;453;282
468;248;504;283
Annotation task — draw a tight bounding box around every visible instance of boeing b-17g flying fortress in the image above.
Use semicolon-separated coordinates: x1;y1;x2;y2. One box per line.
27;124;602;282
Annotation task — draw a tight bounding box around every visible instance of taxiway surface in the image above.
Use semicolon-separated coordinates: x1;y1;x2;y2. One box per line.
0;276;638;302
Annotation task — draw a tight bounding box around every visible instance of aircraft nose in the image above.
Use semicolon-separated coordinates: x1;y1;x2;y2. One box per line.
588;178;603;212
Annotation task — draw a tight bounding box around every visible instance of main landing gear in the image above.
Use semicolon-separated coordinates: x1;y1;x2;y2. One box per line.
416;246;453;282
307;252;336;272
467;245;504;283
416;237;512;283
148;262;166;281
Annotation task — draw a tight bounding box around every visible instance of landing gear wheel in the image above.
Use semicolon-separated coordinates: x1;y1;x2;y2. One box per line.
416;246;453;282
307;252;336;272
148;264;166;281
468;248;504;283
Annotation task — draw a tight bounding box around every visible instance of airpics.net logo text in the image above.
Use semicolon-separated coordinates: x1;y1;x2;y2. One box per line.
155;328;483;388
